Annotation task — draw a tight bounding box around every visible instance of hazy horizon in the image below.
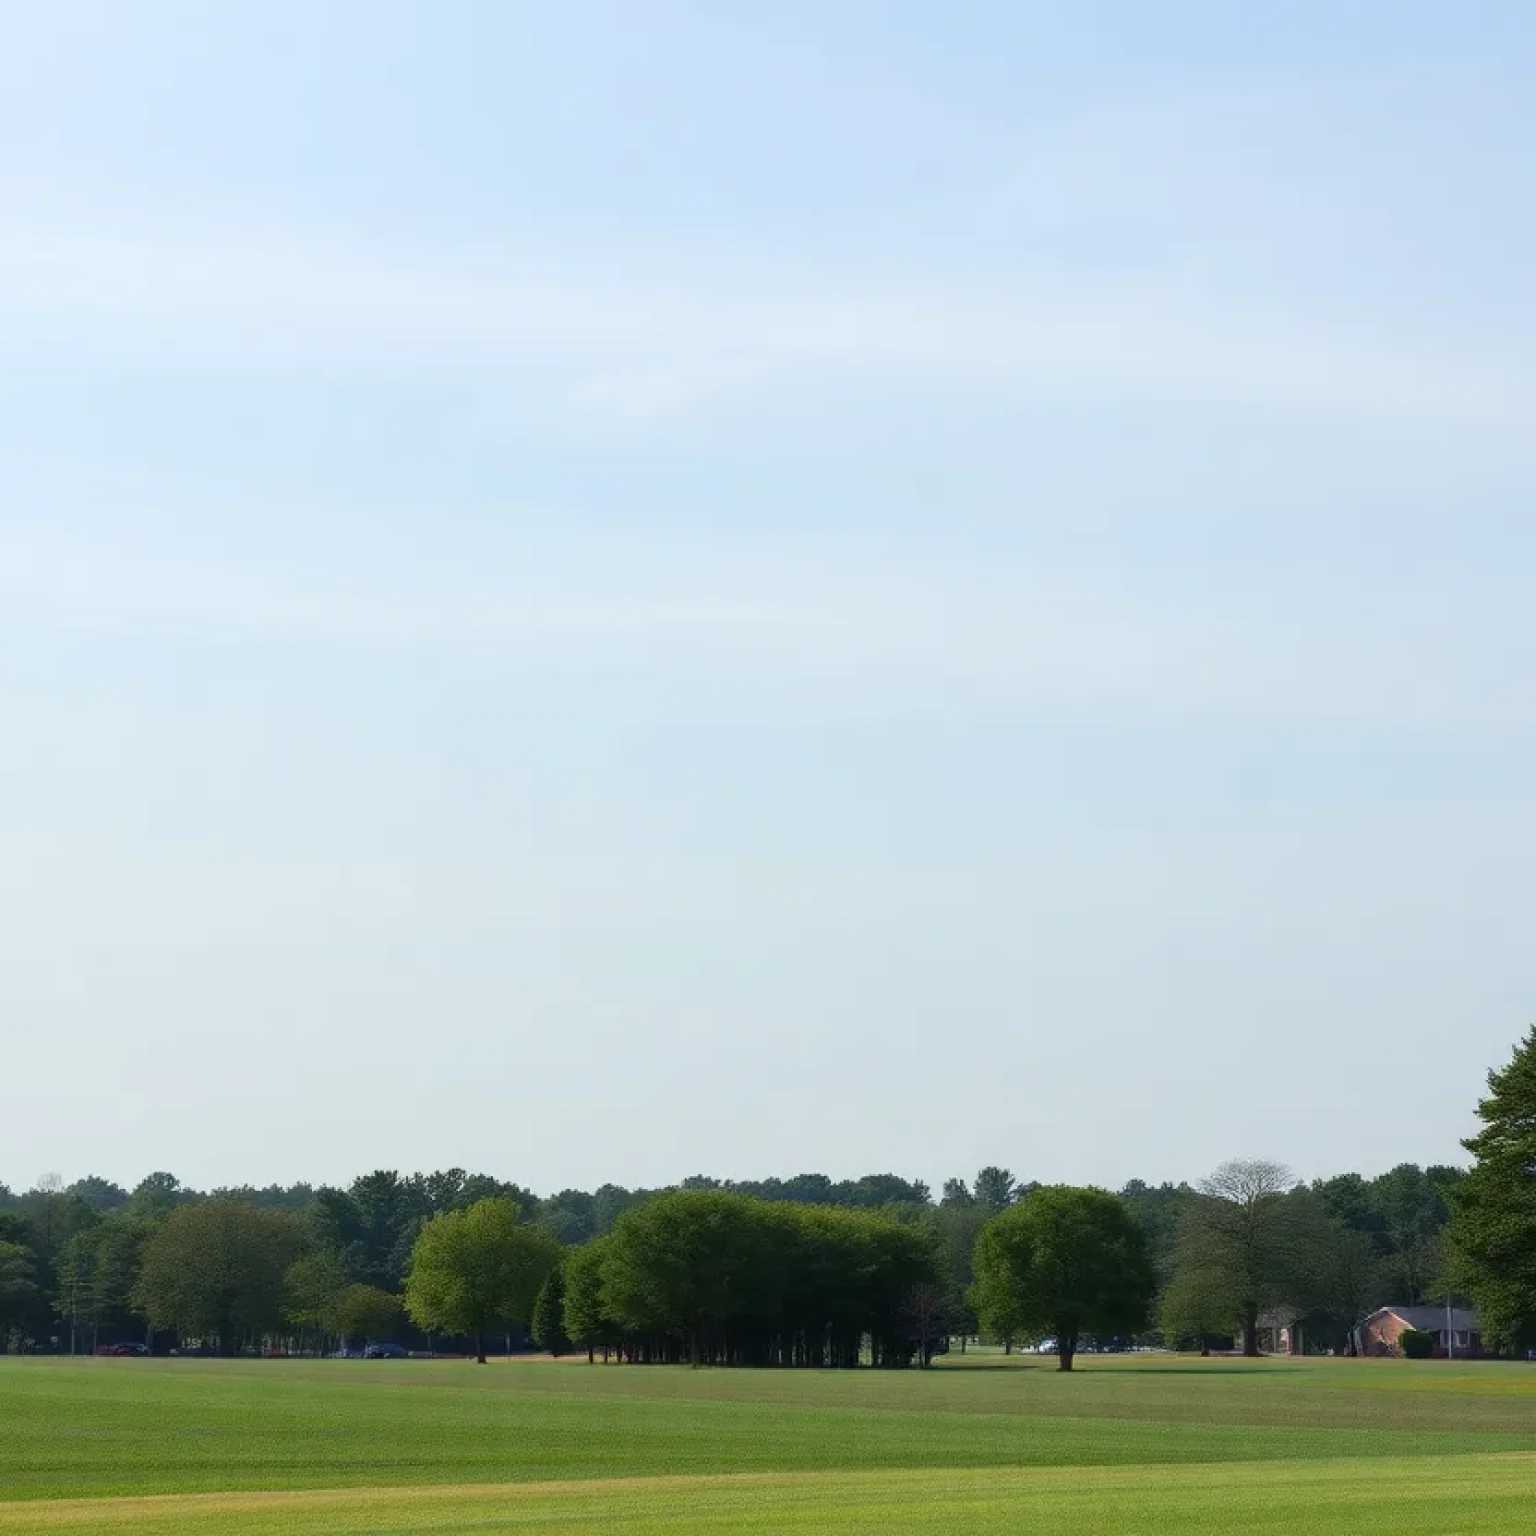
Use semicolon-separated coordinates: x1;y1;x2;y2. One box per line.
4;3;1533;1198
0;1143;1478;1204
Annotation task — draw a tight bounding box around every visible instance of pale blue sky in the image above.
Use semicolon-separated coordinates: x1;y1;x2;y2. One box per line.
3;2;1533;1195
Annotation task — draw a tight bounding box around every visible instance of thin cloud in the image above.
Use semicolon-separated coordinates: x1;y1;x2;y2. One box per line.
1;525;1530;732
0;219;1530;426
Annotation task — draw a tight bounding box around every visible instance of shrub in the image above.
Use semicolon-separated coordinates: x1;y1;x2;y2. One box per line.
1400;1328;1436;1359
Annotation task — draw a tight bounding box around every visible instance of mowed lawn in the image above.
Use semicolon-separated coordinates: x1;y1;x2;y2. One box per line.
1;1354;1534;1533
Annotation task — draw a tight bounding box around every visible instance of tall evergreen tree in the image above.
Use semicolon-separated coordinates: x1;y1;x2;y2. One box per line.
531;1264;571;1355
972;1168;1019;1210
1450;1027;1536;1353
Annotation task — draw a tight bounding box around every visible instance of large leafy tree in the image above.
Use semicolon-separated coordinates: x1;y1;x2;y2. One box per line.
1170;1160;1308;1357
561;1237;617;1363
347;1171;422;1289
925;1203;989;1347
129;1173;193;1224
1118;1181;1194;1279
332;1284;404;1346
600;1191;782;1366
580;1194;941;1369
68;1177;131;1213
531;1264;571;1355
284;1251;353;1338
0;1240;38;1349
132;1200;308;1353
1449;1028;1536;1352
61;1213;152;1351
404;1198;559;1364
1312;1225;1383;1354
536;1191;598;1246
972;1186;1154;1370
1158;1264;1232;1354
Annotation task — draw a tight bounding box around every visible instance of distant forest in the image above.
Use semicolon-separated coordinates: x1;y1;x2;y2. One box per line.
0;1159;1464;1359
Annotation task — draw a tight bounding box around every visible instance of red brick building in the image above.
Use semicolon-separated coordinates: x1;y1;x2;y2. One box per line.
1360;1306;1482;1358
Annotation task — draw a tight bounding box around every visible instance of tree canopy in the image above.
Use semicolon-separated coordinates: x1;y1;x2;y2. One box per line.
564;1191;942;1368
403;1198;559;1363
531;1265;571;1356
0;1140;1502;1362
132;1200;308;1354
1449;1027;1536;1352
1170;1161;1305;1357
971;1186;1154;1370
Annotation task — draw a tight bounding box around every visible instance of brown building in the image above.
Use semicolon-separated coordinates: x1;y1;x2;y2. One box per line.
1360;1306;1482;1358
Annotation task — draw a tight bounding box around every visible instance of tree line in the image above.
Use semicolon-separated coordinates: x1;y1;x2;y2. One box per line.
4;1028;1533;1363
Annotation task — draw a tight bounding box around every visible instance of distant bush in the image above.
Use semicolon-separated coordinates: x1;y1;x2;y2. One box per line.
1399;1329;1436;1359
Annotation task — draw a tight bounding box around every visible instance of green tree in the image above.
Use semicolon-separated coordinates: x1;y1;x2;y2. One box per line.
925;1203;988;1348
0;1241;38;1351
1312;1224;1383;1355
403;1198;559;1364
68;1177;131;1213
332;1284;403;1346
1374;1164;1452;1304
531;1264;571;1355
592;1184;641;1236
347;1170;423;1289
1449;1028;1536;1353
600;1191;781;1366
1158;1263;1233;1354
285;1251;352;1340
899;1280;953;1366
1171;1160;1305;1357
1119;1180;1194;1282
973;1167;1019;1210
536;1189;598;1245
129;1173;192;1224
562;1238;616;1362
972;1186;1153;1371
132;1200;308;1354
61;1214;152;1352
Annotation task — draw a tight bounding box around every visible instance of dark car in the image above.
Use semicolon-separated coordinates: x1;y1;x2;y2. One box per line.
363;1343;408;1359
104;1342;149;1357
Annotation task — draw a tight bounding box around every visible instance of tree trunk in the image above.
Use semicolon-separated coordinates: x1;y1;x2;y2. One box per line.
1241;1304;1260;1358
475;1331;487;1365
1058;1330;1077;1372
1200;1338;1210;1357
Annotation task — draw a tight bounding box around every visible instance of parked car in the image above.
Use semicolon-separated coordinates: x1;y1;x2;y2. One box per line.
330;1348;365;1359
363;1343;408;1359
103;1342;149;1357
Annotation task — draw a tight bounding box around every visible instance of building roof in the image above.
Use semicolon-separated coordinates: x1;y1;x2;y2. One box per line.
1369;1306;1481;1332
1255;1307;1306;1328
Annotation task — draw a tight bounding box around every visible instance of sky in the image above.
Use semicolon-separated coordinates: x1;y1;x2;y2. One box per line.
3;1;1534;1198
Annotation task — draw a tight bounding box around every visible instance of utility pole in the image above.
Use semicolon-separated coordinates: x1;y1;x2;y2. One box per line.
1446;1291;1455;1361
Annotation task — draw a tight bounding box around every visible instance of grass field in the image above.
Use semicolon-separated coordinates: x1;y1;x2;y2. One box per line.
1;1352;1533;1532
